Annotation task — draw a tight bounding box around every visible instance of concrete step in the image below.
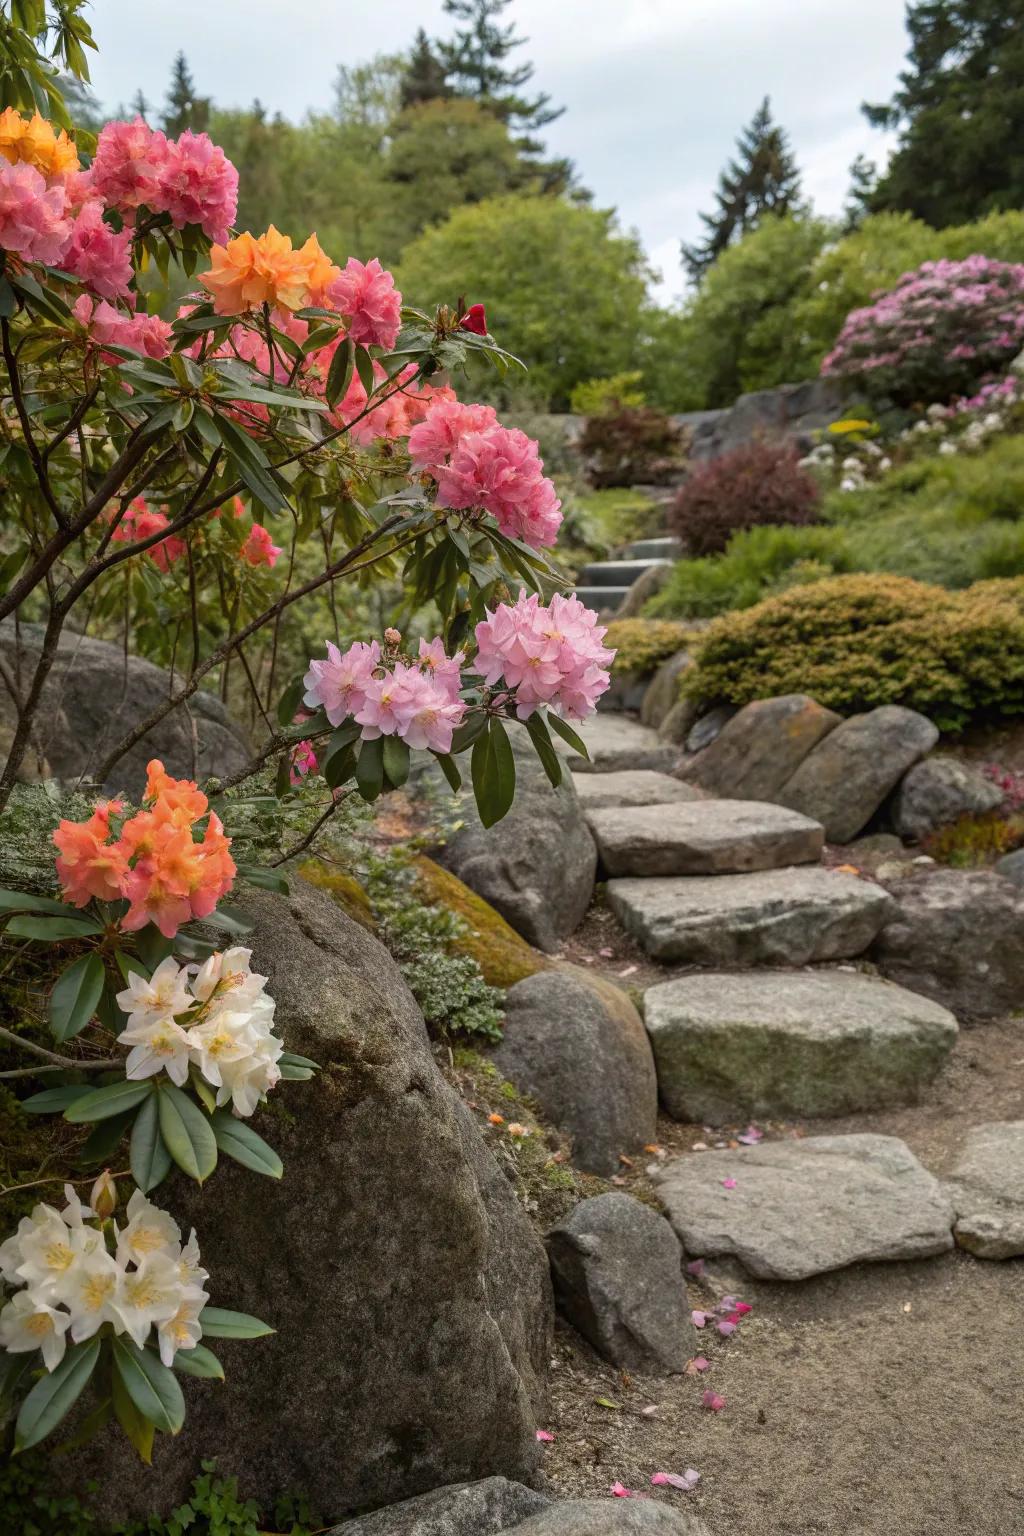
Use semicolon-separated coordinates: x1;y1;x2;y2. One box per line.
572;585;631;612
575;558;672;587
644;969;959;1125
607;865;895;965
585;799;824;877
556;713;680;774
621;537;683;561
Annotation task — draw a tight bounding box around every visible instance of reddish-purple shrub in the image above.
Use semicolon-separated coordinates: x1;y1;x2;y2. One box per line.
580;405;685;489
667;440;821;556
822;256;1024;406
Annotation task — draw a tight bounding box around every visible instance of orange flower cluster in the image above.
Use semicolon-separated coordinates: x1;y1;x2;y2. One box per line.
0;107;79;181
200;225;339;316
53;760;236;939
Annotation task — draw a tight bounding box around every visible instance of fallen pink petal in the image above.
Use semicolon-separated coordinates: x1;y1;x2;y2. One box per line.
691;1309;707;1328
717;1319;737;1336
722;1177;738;1189
738;1125;764;1145
611;1482;638;1498
535;1429;555;1442
703;1390;726;1412
685;1258;705;1278
651;1471;701;1492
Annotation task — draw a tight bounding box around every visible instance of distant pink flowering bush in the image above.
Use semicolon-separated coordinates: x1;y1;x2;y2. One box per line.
822;255;1024;406
474;592;615;720
434;424;563;549
326;256;402;350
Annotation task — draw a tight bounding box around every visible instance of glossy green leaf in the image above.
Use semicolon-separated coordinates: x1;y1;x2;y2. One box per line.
325;337;355;408
14;1337;101;1452
111;1366;154;1463
432;752;462;793
276;676;305;727
198;1307;275;1340
0;889;73;916
471;717;517;829
354;345;376;398
157;1083;217;1183
171;1344;224;1380
211;1111;283;1178
381;735;410;788
129;1094;172;1193
545;713;590;759
78;1109;136;1166
64;1079;153;1124
525;712;563;789
111;1337;185;1436
21;1084;94;1115
355;736;384;802
49;952;105;1042
6;914;104;941
235;864;289;894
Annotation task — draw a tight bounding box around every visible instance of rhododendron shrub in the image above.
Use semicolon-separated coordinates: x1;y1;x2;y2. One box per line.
0;103;613;1451
821;256;1024;406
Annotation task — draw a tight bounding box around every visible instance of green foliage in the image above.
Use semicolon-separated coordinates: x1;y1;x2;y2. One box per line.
668;440;821;555
411;855;547;987
0;1456;318;1536
672;214;832;407
864;0;1024;228
683;96;804;284
686;572;1024;731
603;618;695;677
398;195;650;406
922;810;1024;867
569;373;646;416
0;0;96;134
647;522;852;619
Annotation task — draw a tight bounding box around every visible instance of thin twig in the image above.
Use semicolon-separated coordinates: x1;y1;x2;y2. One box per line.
0;1024;120;1072
270;794;346;867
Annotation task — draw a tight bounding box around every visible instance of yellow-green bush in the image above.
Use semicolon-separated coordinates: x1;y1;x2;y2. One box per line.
605;618;696;676
685;573;1024;730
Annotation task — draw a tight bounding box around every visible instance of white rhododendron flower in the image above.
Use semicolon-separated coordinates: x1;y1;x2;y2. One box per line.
115;948;283;1117
0;1184;208;1373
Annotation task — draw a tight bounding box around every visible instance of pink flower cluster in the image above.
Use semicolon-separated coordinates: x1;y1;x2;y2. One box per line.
90;118;237;244
822;255;1024;405
73;294;174;360
474;592;614;721
408;399;562;549
325;257;402;351
0;160;71;264
108;496;186;572
303;636;467;754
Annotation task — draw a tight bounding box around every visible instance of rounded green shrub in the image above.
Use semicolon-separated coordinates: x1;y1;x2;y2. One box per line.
604;618;696;676
685;573;1024;730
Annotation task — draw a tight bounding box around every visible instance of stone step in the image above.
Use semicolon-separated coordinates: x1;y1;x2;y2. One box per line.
607;866;894;965
570;769;703;812
621;536;683;561
572;585;632;612
654;1133;955;1281
944;1122;1024;1260
575;559;673;588
585;799;824;876
557;713;680;775
643;968;958;1123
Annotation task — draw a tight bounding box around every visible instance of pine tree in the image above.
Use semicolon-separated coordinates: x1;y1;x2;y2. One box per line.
682;97;803;285
842;153;878;232
130;88;151;123
401;28;451;109
160;51;210;136
863;0;1024;226
438;0;562;137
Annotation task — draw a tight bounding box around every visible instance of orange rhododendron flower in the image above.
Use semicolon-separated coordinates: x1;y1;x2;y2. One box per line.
200;225;340;316
0;107;79;180
53;804;129;907
144;759;209;824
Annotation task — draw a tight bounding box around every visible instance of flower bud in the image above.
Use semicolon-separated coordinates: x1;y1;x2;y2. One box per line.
90;1170;118;1220
384;627;402;646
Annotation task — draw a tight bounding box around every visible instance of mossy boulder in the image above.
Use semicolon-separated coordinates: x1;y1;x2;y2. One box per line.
298;858;378;932
412;856;550;988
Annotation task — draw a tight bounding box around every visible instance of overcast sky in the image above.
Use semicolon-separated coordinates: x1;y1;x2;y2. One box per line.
87;0;908;303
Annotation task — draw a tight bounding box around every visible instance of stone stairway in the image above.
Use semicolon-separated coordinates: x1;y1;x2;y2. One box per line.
573;535;682;614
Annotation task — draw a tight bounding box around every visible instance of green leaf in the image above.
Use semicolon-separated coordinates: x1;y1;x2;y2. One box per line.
157;1083;217;1183
354;345;376;398
202;903;254;937
525;712;563;789
49;952;105;1042
355;736;384;802
21;1084;95;1115
14;1337;101;1453
381;735;410;789
211;1111;283;1178
6;914;104;941
471;718;517;829
279;1051;319;1070
432;751;462;793
0;889;71;916
198;1308;275;1340
65;1079;154;1124
111;1365;155;1464
214;414;291;515
325;337;355;409
235;864;289;894
277;1062;314;1081
324;743;356;790
111;1337;185;1436
171;1344;224;1381
450;715;487;755
134;927;174;973
129;1094;172;1193
78;1109;135;1166
546;713;590;759
276;676;305;727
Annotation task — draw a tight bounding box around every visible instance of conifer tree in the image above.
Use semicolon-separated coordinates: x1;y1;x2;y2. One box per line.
863;0;1024;226
160;51;210;136
438;0;562;139
401;28;451;109
682;97;803;285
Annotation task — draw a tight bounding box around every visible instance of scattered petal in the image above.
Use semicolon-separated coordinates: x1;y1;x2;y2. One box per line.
738;1125;764;1145
716;1320;737;1337
611;1174;628;1186
644;1143;666;1158
641;1403;659;1416
652;1470;701;1492
488;1112;505;1125
610;1482;637;1498
506;1122;531;1138
619;1154;635;1167
536;1429;555;1442
691;1141;709;1151
702;1390;726;1413
598;946;614;957
685;1258;705;1278
721;1178;738;1189
617;964;638;978
685;1355;711;1375
691;1310;707;1328
595;1395;620;1410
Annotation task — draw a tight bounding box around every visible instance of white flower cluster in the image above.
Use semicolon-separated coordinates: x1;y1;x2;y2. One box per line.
116;949;282;1118
798;437;891;492
0;1186;207;1372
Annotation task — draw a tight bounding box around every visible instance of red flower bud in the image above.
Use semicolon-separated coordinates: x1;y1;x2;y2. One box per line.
459;303;488;336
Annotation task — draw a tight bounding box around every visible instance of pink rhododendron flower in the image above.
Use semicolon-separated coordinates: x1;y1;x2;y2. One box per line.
240;522;282;568
408;398;498;473
325;256;402;349
459;302;487;335
73;294;173;360
90;117;170;212
0;158;72;264
62;199;133;299
303;640;381;726
417;636;465;700
53;802;129;907
108;497;186;571
473;591;614;721
434;424;562;549
158;130;238;244
289;740;318;786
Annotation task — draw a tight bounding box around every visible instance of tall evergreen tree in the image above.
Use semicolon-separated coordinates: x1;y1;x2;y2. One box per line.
682;97;803;285
842;153;878;232
863;0;1024;227
401;28;451;109
438;0;562;138
160;51;210;136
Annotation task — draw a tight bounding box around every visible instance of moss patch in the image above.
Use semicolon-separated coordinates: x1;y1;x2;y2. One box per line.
298;859;378;932
412;857;551;988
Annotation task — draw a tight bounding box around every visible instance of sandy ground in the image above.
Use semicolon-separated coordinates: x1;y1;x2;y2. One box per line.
539;897;1024;1536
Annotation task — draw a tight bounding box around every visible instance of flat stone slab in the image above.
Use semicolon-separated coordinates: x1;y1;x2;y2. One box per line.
558;713;680;774
944;1122;1024;1260
608;866;893;965
333;1478;549;1535
655;1133;955;1280
509;1501;712;1535
586;800;824;878
572;770;703;812
644;970;958;1122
